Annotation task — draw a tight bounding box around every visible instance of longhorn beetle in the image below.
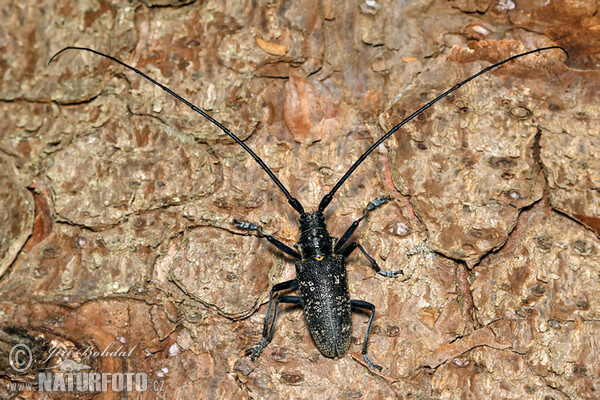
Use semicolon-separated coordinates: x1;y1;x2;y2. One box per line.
49;45;567;370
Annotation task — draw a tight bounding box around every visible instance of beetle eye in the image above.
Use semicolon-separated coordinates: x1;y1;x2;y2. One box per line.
314;256;324;261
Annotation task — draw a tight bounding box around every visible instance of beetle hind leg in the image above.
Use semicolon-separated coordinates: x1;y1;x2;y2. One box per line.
246;280;300;360
351;299;382;371
246;296;301;360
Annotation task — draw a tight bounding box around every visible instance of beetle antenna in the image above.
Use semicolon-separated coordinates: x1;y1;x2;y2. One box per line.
49;46;305;215
317;45;568;213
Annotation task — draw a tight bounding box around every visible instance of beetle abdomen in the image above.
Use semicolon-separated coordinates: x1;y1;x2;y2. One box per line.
295;255;352;358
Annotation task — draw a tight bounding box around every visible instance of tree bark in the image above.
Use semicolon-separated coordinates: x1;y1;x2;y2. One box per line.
1;0;599;398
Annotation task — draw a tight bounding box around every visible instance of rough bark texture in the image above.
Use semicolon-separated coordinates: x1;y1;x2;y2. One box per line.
1;0;599;399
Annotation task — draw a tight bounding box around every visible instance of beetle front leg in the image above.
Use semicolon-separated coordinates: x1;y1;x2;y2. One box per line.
351;299;382;371
341;242;403;278
234;219;300;259
246;293;301;360
335;196;390;252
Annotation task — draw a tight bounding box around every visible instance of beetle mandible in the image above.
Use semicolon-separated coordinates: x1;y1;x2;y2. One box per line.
49;45;567;370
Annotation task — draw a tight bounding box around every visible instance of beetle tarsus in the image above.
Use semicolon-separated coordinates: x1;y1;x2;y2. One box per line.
234;219;261;232
363;353;383;371
377;269;403;278
365;196;391;213
245;340;267;361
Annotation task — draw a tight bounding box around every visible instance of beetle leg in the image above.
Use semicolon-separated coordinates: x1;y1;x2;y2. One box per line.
246;280;301;360
246;295;301;360
234;219;300;259
335;196;390;252
341;242;403;278
350;299;382;371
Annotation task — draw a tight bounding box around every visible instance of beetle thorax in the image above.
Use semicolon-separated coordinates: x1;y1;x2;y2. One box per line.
295;212;334;260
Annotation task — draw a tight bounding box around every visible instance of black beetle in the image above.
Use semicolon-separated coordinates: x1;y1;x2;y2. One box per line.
49;45;567;370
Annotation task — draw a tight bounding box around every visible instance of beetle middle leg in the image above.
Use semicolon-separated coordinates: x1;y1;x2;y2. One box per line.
334;196;402;277
341;242;403;277
351;299;382;371
245;279;300;360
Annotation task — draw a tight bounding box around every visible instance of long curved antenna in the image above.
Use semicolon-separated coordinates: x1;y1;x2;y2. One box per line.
49;46;305;215
318;45;568;213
